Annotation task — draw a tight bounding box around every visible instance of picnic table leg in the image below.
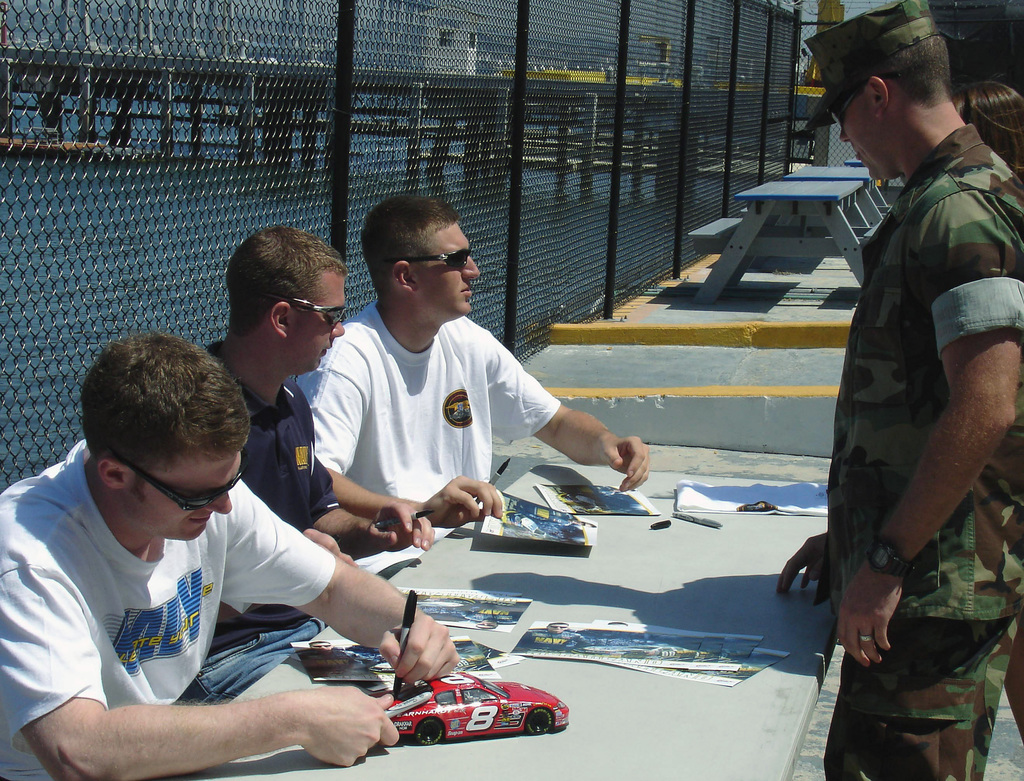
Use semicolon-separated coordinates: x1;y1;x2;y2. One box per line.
867;180;888;210
854;187;882;225
694;205;772;304
817;202;864;283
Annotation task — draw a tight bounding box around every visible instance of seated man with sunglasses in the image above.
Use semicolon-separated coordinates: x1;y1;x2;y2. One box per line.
180;225;438;704
298;195;650;544
0;332;458;780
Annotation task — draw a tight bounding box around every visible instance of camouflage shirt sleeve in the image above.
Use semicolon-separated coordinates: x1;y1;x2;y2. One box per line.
907;186;1024;305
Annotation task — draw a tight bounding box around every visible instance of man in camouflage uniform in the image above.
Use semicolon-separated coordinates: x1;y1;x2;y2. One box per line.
777;1;1024;778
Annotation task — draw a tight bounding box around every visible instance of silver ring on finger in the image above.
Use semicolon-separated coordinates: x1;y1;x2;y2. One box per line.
858;634;873;643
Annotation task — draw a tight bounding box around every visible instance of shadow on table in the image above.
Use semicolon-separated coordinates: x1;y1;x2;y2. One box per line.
468;570;832;675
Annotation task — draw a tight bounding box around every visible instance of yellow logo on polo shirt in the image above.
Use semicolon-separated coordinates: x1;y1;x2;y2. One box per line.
295;446;310;470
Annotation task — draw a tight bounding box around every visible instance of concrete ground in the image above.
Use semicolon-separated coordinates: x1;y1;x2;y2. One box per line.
514;244;1024;778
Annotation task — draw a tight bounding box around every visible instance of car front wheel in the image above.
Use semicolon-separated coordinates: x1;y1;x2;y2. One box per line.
414;717;445;745
524;707;554;735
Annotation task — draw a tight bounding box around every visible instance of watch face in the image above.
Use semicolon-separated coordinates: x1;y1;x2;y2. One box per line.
868;545;890;569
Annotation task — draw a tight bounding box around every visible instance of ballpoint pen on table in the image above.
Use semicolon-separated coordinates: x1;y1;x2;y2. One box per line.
671;512;723;529
392;589;418;697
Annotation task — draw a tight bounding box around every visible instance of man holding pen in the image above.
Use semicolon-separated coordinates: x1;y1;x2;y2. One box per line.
0;332;459;780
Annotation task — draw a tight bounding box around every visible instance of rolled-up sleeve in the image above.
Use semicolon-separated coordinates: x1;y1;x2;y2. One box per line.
932;277;1024;353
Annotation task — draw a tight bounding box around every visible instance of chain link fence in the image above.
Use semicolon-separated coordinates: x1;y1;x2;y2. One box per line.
1;0;797;487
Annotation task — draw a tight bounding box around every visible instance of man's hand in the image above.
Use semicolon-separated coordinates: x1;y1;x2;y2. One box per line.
777;533;827;593
599;433;650;490
373;501;436;551
295;688;399;767
837;562;902;666
379;611;460;684
535;406;650;489
20;688;400;780
418;476;504;528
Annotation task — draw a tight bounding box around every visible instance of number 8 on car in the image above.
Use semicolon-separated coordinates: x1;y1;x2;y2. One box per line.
387;673;569;745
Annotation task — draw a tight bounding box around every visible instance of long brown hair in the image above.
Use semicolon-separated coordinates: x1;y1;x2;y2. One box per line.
954;80;1024;180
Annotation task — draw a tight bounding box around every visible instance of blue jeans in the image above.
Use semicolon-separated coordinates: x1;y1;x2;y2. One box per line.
179;617;325;704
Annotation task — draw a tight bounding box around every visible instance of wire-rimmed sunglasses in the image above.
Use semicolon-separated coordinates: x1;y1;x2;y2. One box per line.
385;248;473;268
110;447;249;511
260;294;347;326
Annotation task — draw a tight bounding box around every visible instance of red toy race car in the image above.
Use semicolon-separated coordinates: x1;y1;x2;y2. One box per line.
387;673;569;745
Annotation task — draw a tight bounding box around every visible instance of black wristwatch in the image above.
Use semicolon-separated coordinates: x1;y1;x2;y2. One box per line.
865;537;913;577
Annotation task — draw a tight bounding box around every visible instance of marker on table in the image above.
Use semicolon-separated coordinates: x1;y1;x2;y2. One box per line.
392;589;418;697
672;512;723;530
375;508;433;531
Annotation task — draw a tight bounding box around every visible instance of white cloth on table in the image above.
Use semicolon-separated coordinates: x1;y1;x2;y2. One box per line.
674;479;827;516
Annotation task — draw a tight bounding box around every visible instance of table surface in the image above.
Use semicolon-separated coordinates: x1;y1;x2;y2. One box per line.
783;166;874;183
735;178;863;202
185;463;834;781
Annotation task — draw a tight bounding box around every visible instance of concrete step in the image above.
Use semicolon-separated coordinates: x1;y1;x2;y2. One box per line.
523;342;843;458
522;254;858;458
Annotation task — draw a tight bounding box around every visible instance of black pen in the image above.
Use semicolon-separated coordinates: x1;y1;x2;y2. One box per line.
672;512;723;530
375;508;433;531
392;590;418;697
490;457;511;485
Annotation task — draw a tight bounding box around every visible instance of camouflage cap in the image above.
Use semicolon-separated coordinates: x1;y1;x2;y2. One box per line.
805;0;940;129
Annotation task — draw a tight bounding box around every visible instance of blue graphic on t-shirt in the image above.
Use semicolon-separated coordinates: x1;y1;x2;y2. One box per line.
111;568;207;674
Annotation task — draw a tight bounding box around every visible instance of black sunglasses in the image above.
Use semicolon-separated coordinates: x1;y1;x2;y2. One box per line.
386;248;473;268
110;447;249;511
260;294;347;326
829;71;902;125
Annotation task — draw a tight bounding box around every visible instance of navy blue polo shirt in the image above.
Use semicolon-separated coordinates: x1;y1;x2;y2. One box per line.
237;378;339;530
208;349;340;654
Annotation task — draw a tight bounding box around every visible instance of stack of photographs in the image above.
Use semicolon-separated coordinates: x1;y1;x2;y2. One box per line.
480;494;597;546
511;620;788;687
409;588;532;633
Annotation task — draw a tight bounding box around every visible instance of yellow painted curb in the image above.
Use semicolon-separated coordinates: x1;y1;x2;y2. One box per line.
546;385;839;398
548;321;850;348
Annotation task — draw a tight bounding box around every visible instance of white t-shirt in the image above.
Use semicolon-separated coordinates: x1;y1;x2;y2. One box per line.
0;442;336;780
298;304;560;501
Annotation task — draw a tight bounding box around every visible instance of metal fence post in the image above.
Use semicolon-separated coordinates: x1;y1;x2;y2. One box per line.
331;0;355;256
721;0;742;217
672;0;698;278
757;7;775;184
603;0;633;320
503;0;530;350
785;7;801;172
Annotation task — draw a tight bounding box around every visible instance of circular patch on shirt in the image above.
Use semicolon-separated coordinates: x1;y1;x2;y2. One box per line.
443;389;473;428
